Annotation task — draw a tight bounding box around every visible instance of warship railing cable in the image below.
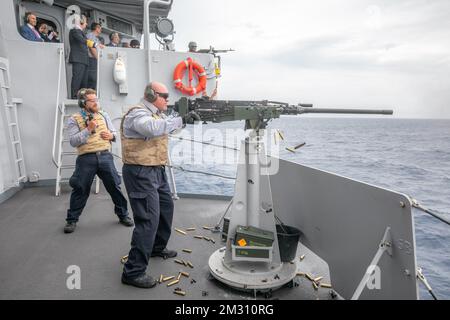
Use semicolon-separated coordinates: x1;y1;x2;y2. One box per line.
169;135;240;151
417;267;438;300
168;165;236;180
410;198;450;226
111;153;236;180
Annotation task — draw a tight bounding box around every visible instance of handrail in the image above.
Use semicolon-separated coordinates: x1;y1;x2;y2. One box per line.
144;0;151;81
52;47;64;167
96;47;101;99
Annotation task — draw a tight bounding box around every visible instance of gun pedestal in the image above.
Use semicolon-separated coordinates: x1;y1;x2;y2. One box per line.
173;97;393;293
208;128;297;292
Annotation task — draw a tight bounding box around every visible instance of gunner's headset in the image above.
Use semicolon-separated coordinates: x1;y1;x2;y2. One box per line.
144;82;157;103
77;88;88;108
77;88;96;133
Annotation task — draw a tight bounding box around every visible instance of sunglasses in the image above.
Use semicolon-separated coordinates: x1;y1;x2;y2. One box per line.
156;92;169;100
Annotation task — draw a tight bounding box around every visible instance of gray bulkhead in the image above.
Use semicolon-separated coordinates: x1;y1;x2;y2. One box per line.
0;0;216;193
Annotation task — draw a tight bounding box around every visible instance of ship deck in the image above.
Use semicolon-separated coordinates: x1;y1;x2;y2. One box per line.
0;185;335;300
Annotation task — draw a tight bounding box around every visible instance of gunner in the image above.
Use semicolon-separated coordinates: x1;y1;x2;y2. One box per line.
120;82;184;288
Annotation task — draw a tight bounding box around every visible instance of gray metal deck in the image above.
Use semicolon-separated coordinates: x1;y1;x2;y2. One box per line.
0;186;334;300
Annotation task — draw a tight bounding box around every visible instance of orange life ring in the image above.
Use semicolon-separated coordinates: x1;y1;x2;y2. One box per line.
173;57;207;96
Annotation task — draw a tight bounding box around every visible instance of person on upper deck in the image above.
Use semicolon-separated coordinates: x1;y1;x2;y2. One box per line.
86;22;102;90
130;39;140;48
188;41;197;52
37;22;59;43
69;15;104;98
20;12;43;42
107;32;120;47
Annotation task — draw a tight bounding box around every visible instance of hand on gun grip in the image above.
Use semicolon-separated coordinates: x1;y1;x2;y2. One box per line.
182;111;201;125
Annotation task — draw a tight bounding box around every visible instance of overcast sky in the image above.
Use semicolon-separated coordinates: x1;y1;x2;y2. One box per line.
169;0;450;118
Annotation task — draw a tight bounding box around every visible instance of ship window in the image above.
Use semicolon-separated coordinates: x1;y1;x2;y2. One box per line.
106;16;133;36
19;12;61;43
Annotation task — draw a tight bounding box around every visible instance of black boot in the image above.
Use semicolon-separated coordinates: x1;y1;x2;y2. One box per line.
151;248;177;259
119;216;134;227
64;222;77;234
121;273;157;288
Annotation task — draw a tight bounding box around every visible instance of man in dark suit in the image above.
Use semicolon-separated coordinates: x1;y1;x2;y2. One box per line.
20;12;43;42
69;15;103;98
107;32;120;47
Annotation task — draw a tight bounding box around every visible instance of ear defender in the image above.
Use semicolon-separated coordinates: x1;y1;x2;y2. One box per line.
144;82;157;103
77;88;87;108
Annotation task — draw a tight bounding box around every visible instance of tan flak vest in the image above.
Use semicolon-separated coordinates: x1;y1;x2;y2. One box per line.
120;104;168;166
72;111;111;155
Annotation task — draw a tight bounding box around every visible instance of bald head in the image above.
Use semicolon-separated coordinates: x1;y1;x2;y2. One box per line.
144;81;169;111
26;12;37;27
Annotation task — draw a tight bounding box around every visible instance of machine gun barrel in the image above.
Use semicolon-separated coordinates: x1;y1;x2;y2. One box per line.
293;107;393;115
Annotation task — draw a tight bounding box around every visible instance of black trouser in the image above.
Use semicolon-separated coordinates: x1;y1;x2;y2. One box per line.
66;151;128;223
87;57;97;90
122;164;174;279
71;62;89;99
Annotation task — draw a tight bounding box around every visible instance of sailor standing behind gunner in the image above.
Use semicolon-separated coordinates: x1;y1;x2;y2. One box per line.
120;82;183;289
63;88;134;234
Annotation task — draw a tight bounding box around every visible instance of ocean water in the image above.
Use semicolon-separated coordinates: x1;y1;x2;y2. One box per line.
170;117;450;299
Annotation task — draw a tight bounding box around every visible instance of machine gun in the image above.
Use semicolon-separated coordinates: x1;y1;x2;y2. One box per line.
197;46;235;55
195;47;235;78
173;97;393;130
171;96;394;293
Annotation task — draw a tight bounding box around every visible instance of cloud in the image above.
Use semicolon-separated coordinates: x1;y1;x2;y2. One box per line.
170;0;450;118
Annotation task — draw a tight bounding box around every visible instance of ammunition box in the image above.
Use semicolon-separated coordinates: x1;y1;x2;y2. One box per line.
234;247;270;259
234;225;274;248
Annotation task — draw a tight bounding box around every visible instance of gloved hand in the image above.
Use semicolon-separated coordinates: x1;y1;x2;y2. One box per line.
165;110;184;131
182;111;201;125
